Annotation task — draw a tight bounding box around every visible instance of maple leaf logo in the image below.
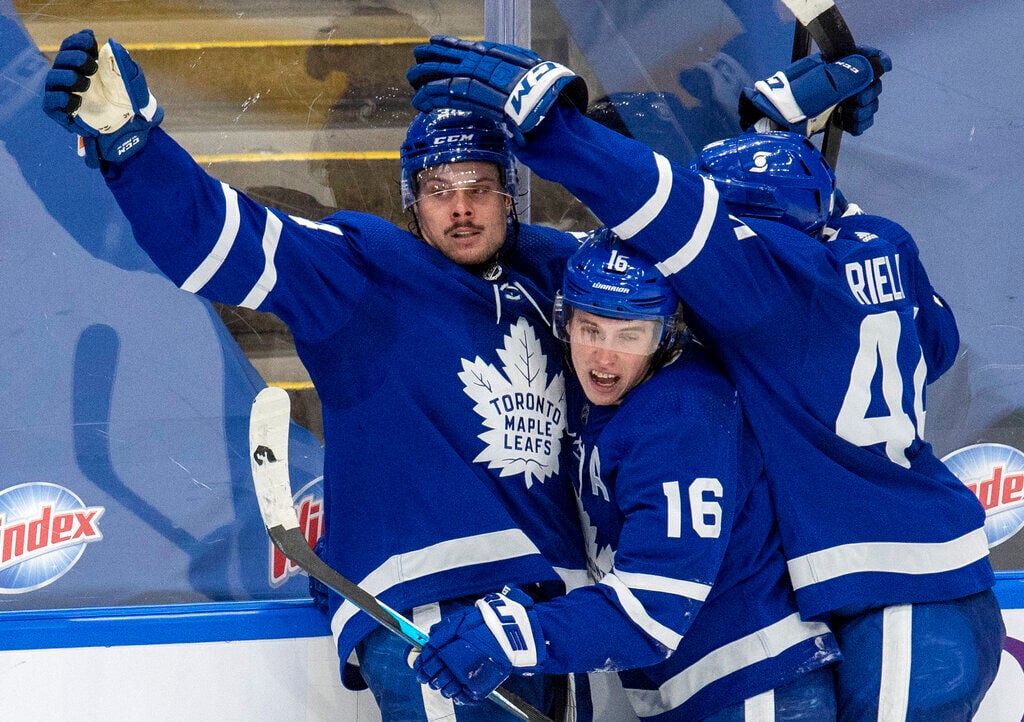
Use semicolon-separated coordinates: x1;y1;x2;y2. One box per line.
577;500;616;583
460;318;565;489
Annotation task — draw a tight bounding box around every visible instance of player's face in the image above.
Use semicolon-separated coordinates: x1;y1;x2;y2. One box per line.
412;161;513;267
567;310;659;406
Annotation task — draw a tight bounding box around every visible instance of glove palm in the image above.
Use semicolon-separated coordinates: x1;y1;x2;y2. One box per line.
43;29;163;167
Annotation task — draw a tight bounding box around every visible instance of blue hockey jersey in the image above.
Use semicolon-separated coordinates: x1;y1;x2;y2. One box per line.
102;128;589;666
517;103;994;620
531;344;837;720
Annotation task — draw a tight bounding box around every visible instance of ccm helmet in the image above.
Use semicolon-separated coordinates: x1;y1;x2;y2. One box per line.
693;131;836;236
554;228;685;367
400;109;518;209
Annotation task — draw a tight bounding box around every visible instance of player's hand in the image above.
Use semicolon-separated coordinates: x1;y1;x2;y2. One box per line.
739;46;891;136
412;588;547;704
406;35;588;142
42;29;163;167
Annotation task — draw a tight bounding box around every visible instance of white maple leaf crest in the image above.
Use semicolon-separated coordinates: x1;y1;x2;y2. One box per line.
459;317;565;489
577;499;616;583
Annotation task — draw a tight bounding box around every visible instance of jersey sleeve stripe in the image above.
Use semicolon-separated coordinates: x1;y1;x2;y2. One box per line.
239;209;283;309
328;528;544;642
611;152;673;240
601;572;683;650
614;569;712;602
180;182;240;294
624;612;831;717
654;176;720;276
786;527;991;590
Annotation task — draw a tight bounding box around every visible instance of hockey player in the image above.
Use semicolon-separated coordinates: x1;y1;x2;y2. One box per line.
41;29;592;721
411;228;841;720
406;38;1005;720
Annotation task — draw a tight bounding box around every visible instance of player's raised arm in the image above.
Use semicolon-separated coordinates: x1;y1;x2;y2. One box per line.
41;29;369;341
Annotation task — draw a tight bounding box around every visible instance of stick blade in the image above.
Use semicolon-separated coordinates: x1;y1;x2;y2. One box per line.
249;387;300;531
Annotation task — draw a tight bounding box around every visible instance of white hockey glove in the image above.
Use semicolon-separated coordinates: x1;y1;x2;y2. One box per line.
43;29;163;168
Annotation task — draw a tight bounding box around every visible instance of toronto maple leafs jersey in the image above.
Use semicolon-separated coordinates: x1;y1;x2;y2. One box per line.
529;344;837;720
102;127;589;666
517;103;994;620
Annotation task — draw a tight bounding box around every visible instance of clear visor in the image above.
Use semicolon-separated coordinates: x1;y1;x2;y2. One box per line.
558;305;665;356
412;164;511;206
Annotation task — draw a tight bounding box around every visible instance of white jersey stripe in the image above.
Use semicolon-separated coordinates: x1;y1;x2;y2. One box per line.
180;182;240;294
786;527;990;591
601;572;683;651
614;568;712;602
625;612;830;717
877;604;913;721
612;152;673;240
240;209;283;309
330;528;542;642
654;176;720;276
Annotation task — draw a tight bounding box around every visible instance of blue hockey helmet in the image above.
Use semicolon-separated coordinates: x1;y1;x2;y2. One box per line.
692;131;836;236
554;227;685;363
400;109;518;209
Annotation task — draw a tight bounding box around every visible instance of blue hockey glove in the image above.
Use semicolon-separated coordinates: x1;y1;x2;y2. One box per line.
412;588;547;704
42;29;163;168
739;46;891;136
406;35;588;142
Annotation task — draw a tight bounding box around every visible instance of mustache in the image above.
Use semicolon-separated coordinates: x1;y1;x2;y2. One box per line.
445;221;485;235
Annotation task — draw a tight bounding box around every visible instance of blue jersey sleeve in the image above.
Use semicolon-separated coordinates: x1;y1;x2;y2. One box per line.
103;127;393;344
518;103;810;337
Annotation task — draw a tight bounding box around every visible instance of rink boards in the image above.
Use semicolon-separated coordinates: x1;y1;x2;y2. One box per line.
1;582;1022;722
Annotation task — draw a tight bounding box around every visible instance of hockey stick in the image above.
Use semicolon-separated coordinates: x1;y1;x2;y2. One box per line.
778;0;857;168
248;387;554;722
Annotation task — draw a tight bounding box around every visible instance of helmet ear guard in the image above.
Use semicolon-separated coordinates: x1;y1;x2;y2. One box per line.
693;131;836;236
400;109;518;209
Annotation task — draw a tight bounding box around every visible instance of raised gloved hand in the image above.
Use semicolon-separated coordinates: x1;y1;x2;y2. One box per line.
406;35;588;142
739;46;891;136
42;28;163;167
411;588;547;704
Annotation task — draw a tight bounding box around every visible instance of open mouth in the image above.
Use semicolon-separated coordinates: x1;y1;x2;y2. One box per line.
589;370;620;390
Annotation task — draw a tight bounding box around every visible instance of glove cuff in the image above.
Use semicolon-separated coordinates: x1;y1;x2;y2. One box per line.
503;61;587;133
476;589;547;670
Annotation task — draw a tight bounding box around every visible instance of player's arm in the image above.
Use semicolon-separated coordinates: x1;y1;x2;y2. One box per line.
43;30;369;341
413;527;728;705
413;388;740;703
517;103;797;334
